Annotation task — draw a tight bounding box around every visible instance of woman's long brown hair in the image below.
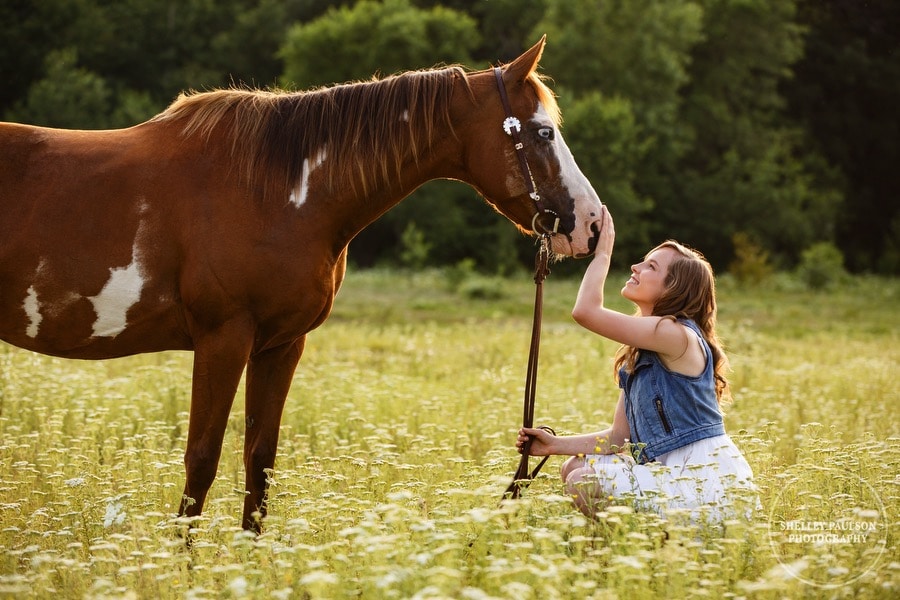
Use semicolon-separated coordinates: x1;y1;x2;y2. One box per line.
613;241;731;405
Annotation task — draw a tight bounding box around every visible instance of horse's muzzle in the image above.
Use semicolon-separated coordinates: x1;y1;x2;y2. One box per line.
574;219;601;258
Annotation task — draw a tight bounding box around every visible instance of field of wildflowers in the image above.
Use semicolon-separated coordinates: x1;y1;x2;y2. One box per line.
0;270;897;598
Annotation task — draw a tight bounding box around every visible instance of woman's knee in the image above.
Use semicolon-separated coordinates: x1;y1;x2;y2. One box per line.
564;466;605;516
560;456;585;483
563;466;596;495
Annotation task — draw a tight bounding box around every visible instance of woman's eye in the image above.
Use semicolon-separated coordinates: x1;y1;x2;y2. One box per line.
537;127;554;141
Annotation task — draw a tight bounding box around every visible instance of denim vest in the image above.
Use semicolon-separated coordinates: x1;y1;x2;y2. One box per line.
618;319;725;463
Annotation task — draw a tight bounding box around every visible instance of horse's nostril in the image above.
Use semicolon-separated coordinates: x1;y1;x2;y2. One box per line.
587;221;601;254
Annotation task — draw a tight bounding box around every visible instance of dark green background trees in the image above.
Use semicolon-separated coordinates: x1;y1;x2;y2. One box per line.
2;0;896;275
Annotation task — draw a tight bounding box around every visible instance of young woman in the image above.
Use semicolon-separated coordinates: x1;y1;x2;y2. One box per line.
517;206;755;520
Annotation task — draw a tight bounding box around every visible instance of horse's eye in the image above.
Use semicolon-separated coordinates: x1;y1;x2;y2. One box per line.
537;127;555;141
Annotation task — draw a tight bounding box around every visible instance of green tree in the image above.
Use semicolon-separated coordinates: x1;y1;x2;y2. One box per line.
534;0;704;267
5;48;115;129
209;0;340;88
562;92;653;263
281;0;480;88
2;0;323;128
536;0;841;270
671;0;840;268
0;0;80;112
455;0;548;62
783;0;900;273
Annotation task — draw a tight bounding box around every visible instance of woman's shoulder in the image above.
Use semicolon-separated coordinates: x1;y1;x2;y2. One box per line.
657;318;708;376
675;317;701;331
674;318;709;347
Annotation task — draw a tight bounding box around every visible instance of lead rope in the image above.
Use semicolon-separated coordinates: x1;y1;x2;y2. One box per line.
503;235;556;500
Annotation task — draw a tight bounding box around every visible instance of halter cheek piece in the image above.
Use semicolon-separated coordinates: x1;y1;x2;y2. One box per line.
493;67;561;236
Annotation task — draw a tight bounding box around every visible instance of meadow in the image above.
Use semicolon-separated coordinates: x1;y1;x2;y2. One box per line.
0;268;897;599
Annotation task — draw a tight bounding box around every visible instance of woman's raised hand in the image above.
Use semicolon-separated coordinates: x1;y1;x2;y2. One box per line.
594;204;615;258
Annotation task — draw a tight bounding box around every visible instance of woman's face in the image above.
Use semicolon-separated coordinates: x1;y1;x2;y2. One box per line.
621;247;679;313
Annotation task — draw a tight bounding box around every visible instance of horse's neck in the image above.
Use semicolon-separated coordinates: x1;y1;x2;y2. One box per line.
327;126;463;242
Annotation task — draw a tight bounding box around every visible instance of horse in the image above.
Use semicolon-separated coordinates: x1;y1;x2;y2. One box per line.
0;37;602;531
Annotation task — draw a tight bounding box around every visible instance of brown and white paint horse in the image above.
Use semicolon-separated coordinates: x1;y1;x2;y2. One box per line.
0;38;602;530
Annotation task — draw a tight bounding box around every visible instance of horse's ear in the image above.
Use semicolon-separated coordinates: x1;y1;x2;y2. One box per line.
503;35;546;83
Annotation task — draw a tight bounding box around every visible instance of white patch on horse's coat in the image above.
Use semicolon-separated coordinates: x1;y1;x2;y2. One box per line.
289;147;328;207
401;110;409;122
23;286;42;338
89;225;147;338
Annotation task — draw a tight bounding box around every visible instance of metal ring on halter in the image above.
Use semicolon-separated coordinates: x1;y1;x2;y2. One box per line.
531;210;561;235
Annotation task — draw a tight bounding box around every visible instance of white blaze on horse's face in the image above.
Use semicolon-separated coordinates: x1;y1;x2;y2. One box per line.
534;103;603;258
289;147;328;208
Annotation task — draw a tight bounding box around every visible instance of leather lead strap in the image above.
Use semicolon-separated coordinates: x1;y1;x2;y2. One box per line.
503;236;555;500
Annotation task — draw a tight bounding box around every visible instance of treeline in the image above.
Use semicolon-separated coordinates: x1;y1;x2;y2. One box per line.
2;0;897;275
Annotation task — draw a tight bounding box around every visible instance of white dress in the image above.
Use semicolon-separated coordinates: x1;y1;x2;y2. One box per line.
583;434;757;521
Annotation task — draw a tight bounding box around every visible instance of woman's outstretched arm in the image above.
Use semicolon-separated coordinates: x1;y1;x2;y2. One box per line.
518;392;629;457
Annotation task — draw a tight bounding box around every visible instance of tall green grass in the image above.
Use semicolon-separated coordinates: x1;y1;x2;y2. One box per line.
0;269;897;598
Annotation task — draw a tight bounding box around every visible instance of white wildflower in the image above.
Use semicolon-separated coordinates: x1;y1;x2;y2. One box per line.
102;501;126;528
300;571;338;585
228;576;249;597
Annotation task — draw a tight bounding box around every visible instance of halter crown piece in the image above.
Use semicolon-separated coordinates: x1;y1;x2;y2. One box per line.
493;67;560;236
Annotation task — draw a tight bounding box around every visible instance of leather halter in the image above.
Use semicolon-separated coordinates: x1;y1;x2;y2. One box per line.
493;67;560;236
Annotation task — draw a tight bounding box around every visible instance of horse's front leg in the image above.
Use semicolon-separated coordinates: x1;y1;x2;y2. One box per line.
178;318;255;522
242;337;305;531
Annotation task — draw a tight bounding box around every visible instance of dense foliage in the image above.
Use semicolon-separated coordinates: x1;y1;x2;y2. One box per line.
2;0;896;274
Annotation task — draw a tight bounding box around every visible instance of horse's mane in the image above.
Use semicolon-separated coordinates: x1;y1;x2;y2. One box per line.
152;65;559;201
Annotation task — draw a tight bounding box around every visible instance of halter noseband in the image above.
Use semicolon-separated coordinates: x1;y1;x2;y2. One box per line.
493;67;560;236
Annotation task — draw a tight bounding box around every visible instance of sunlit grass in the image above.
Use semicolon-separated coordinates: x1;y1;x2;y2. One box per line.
0;269;897;598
